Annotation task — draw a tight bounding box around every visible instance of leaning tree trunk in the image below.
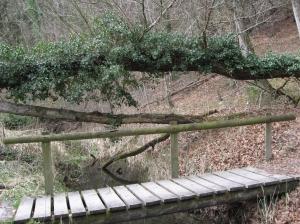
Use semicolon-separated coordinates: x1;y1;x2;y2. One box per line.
292;0;300;38
231;0;290;104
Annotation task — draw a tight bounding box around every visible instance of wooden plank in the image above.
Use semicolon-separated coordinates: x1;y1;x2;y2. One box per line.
68;191;86;217
229;169;279;186
126;184;161;206
291;174;300;180
81;189;106;214
156;179;196;200
14;197;34;223
187;175;227;194
53;193;69;219
141;182;178;203
171;178;214;197
114;185;142;209
98;187;126;211
198;173;245;191
214;171;262;189
243;167;295;182
33;195;52;221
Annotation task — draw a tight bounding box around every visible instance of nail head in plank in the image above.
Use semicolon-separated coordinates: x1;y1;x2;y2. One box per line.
68;191;86;217
81;189;106;214
98;187;126;211
156;179;196;200
14;197;34;223
171;178;214;197
126;184;161;206
243;167;296;182
114;185;142;209
33;195;51;221
54;193;69;219
214;171;262;189
187;175;227;194
141;182;178;203
229;169;278;185
198;173;245;191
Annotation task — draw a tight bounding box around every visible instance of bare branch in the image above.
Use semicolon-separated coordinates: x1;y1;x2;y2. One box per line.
101;133;170;168
140;0;178;39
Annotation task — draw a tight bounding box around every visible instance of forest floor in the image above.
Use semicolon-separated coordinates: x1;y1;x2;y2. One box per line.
0;15;300;224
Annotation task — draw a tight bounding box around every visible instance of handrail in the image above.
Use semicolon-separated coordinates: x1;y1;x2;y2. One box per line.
2;113;296;194
3;114;296;144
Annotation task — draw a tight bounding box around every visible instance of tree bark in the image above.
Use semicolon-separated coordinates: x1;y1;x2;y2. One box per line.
232;0;254;57
0;101;218;124
292;0;300;38
101;133;170;168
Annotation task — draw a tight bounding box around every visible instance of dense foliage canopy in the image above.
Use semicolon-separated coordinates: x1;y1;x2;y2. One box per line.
0;13;300;107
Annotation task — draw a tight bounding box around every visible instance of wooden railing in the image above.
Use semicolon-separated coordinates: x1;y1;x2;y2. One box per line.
3;114;296;195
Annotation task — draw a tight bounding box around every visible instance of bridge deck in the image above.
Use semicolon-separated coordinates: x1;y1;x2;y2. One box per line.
14;167;300;224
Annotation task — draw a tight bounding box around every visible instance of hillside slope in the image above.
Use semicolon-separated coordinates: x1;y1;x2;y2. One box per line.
0;16;300;224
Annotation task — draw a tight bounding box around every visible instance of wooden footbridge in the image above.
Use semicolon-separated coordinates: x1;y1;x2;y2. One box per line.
3;114;299;223
13;167;300;223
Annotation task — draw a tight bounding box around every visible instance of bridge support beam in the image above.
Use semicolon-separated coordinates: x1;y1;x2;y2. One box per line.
170;121;179;178
42;132;53;195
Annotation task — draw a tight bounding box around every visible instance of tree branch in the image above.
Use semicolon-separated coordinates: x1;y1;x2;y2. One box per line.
101;133;170;169
139;0;177;39
0;101;218;124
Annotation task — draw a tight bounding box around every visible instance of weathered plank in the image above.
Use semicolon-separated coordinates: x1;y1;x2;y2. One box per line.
33;195;52;221
68;191;86;217
243;167;295;182
171;178;214;197
156;179;196;200
187;175;227;194
197;173;245;191
71;180;299;224
291;174;300;180
126;184;161;206
114;185;143;209
141;182;178;203
229;169;279;185
14;197;34;224
53;193;69;219
81;189;106;214
214;171;262;189
98;187;126;211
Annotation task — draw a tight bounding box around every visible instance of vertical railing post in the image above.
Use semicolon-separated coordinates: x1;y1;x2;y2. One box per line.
265;114;272;161
42;132;53;195
170;121;179;178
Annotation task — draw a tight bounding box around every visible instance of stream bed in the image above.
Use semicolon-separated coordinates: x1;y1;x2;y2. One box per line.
65;160;148;191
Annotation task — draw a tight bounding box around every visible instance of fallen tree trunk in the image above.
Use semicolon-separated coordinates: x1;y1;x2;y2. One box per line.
102;133;170;169
0;101;218;124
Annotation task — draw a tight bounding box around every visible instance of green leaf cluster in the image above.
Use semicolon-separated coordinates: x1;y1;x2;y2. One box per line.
0;13;299;107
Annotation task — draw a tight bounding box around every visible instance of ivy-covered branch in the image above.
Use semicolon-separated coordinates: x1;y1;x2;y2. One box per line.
0;13;299;107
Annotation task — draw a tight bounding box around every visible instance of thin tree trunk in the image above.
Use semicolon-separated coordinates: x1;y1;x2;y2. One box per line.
292;0;300;38
232;0;254;57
